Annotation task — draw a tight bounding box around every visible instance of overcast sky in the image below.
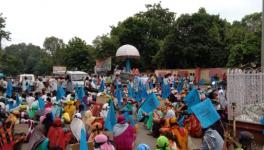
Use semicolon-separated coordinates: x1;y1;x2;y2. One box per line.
0;0;261;48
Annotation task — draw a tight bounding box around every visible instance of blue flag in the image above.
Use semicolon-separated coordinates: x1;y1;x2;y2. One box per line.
99;80;105;92
139;82;148;99
128;83;134;98
15;94;21;107
177;79;183;93
124;111;135;126
149;82;153;89
161;83;170;99
141;93;160;113
261;116;264;125
56;86;65;101
6;80;13;97
38;97;45;110
77;86;85;101
80;128;88;150
115;86;122;108
191;99;220;128
184;89;201;113
178;116;185;127
126;59;131;73
104;101;117;131
199;79;206;86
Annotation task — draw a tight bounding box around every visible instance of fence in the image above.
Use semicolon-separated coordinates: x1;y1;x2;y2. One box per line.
227;68;264;123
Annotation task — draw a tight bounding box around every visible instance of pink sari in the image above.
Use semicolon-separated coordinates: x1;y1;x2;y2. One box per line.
113;123;135;150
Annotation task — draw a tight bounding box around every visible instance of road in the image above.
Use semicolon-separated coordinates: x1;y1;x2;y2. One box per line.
16;122;203;150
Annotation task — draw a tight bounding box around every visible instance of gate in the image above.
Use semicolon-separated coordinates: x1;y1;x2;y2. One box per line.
227;68;264;123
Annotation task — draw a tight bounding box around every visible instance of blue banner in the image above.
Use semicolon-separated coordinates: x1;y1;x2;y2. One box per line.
141;93;160;113
191;99;220;129
184;89;201;113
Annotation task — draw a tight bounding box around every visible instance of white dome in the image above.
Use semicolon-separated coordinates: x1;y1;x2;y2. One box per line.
116;44;140;58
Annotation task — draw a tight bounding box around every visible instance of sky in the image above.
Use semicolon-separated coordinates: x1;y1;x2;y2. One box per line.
0;0;261;48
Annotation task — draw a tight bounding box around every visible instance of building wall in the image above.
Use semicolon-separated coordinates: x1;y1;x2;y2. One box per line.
155;68;227;83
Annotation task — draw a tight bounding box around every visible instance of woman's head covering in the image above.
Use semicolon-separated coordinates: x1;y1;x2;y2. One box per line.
83;110;96;126
157;136;170;150
137;143;150;150
70;115;86;141
74;113;82;119
95;134;108;143
117;115;126;124
165;109;175;119
169;117;177;125
53;118;62;127
94;134;113;150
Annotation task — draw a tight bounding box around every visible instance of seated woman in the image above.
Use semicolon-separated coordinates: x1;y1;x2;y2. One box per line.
169;117;188;150
89;122;104;142
64;100;76;121
94;134;115;150
156;135;171;150
113;115;136;150
47;118;72;150
28;112;53;150
70;113;85;142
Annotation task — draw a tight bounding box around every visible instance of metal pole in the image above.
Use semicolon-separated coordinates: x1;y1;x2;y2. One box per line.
262;0;264;72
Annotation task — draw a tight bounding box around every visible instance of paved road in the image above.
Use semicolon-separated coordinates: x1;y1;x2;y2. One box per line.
134;123;156;149
16;122;203;150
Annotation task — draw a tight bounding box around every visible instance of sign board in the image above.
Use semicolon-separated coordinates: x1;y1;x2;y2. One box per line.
53;66;66;74
95;57;112;73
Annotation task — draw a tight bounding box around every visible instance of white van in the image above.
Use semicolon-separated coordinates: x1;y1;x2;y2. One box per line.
66;71;88;86
19;74;35;85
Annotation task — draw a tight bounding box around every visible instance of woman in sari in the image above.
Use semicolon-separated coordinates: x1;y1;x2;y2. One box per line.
113;115;136;150
70;113;85;142
64;100;76;121
83;110;96;134
28;112;53;150
156;136;171;150
169;117;188;150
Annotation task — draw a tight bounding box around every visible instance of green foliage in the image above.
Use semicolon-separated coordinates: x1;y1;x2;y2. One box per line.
2;43;52;75
0;4;262;75
227;12;261;67
64;37;95;72
43;36;65;56
109;3;176;70
0;13;11;50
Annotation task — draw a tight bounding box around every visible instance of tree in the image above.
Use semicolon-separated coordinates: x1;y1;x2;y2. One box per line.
109;3;176;70
93;34;118;59
2;43;53;75
227;12;261;67
64;37;95;72
43;36;65;56
159;8;230;68
0;13;11;50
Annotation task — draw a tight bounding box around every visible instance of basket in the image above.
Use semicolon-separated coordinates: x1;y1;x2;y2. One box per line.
96;94;109;104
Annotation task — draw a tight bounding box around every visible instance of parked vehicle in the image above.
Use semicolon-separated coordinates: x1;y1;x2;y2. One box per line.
66;71;88;87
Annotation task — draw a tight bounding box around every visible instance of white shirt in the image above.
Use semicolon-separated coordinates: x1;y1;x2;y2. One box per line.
26;96;35;108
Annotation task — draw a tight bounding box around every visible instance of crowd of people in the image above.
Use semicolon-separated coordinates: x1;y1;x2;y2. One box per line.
0;71;251;150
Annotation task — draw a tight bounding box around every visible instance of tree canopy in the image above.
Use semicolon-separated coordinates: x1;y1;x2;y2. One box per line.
0;4;262;75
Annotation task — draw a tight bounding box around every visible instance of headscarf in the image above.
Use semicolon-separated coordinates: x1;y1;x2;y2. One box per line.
83;110;96;126
70;113;86;141
94;134;113;150
100;103;109;119
157;136;171;150
117;115;126;124
165;109;175;119
113;115;129;137
137;143;150;150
